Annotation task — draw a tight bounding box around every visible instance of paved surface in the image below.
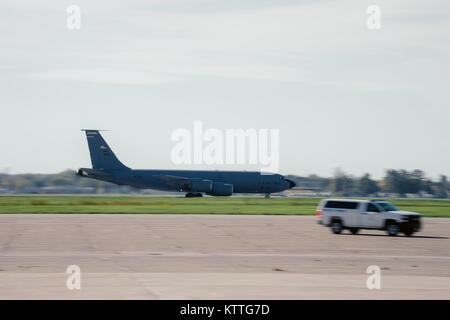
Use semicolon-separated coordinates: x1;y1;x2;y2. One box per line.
0;214;449;299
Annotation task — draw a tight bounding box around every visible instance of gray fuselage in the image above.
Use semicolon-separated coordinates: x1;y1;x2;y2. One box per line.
84;168;294;194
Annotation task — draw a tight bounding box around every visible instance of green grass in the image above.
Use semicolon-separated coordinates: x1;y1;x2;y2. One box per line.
0;195;449;216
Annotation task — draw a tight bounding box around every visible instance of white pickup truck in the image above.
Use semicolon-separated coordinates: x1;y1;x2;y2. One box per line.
316;199;422;236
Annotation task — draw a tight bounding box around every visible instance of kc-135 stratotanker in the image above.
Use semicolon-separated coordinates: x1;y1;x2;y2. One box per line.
77;130;295;198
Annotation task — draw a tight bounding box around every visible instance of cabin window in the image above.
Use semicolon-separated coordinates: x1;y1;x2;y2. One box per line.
325;201;359;210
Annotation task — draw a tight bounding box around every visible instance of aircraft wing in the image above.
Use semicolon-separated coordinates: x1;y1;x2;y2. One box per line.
152;174;190;187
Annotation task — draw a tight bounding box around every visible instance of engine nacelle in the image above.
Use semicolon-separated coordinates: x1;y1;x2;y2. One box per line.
210;182;233;196
189;179;213;193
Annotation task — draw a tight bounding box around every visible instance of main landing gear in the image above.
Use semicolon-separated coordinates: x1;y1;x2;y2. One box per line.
264;194;271;199
185;192;203;198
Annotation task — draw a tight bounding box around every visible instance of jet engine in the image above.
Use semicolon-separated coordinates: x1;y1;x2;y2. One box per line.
189;179;213;193
210;182;233;196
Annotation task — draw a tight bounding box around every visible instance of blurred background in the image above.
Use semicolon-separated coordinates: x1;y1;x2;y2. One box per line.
1;0;449;196
0;168;448;198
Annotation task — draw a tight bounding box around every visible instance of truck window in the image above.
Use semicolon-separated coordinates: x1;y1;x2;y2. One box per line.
325;201;359;210
367;203;380;213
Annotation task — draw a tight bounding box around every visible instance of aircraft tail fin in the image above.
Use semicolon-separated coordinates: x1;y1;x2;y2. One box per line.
82;130;129;171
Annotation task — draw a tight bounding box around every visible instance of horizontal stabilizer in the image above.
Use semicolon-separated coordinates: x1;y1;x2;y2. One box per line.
76;168;112;177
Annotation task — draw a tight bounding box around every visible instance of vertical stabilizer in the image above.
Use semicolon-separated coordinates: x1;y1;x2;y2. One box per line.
82;130;128;171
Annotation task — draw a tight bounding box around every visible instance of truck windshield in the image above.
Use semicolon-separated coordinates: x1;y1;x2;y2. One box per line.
377;202;399;212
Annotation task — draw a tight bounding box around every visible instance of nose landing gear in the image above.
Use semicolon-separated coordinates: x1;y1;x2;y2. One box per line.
264;194;271;199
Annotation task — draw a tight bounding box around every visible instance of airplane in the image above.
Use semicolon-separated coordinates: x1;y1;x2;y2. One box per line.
76;130;295;198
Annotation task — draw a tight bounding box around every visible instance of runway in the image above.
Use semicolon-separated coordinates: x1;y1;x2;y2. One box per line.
0;214;449;299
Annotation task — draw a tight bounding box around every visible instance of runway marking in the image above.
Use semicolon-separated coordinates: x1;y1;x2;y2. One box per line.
1;252;450;260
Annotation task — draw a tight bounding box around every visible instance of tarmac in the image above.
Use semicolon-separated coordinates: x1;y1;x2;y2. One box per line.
0;214;449;299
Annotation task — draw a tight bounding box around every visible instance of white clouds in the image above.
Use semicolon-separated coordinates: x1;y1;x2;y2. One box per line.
5;0;447;92
24;63;309;85
25;69;181;85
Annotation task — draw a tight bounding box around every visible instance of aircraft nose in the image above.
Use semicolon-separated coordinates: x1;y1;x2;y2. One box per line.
285;179;296;189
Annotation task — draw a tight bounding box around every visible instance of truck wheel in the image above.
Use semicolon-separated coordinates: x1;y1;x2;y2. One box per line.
386;223;399;236
349;228;359;235
331;221;342;234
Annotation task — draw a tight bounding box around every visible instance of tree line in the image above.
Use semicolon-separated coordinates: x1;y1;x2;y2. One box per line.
288;169;448;198
0;169;449;197
324;169;447;198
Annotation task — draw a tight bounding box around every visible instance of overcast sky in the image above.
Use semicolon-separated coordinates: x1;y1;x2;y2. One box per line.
1;0;449;179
